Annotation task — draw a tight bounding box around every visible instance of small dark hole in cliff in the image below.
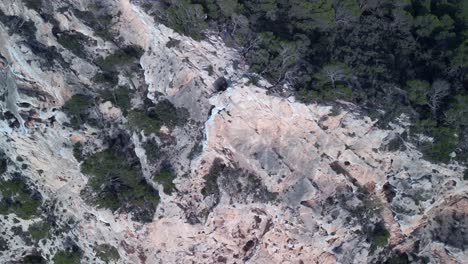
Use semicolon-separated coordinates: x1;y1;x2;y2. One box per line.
344;161;350;166
208;105;216;118
243;240;255;252
4;111;20;129
382;182;396;203
213;77;228;92
18;102;31;108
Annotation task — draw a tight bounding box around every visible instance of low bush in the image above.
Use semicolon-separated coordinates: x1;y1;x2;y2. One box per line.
95;46;143;72
72;142;84;162
72;6;114;41
0;177;41;219
411;119;458;163
95;244;120;263
0;157;7;175
368;222;390;251
99;86;132;115
56;31;89;58
52;250;81;264
143;140;160;162
80;149;159;222
62;94;93;129
95;51;134;72
28;221;51;241
153;169;176;195
22;0;42;12
127;100;189;135
201;158;224;198
127;110;161;135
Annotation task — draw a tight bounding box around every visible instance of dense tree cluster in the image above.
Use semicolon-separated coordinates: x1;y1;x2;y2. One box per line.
145;0;467;163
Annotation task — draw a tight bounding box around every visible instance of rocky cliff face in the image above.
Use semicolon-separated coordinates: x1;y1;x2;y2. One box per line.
0;0;466;263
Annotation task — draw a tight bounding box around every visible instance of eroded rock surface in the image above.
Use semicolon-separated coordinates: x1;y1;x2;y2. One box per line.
0;0;466;263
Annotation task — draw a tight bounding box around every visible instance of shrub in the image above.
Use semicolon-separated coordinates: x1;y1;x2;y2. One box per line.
80;149;159;222
95;244;120;263
127;100;189;135
368;222;390;251
56;31;89;58
72;6;114;41
0;178;41;219
187;142;203;160
99;86;132;115
201;158;224;198
52;250;81;264
143;140;160;162
411;119;459;163
127;110;161;135
0;157;7;175
20;255;46;264
22;0;42;12
62;94;93;129
72;142;84;162
422;127;458;163
92;72;118;86
153;169;176;195
164;0;207;40
149;99;189;128
95;46;142;72
406;79;429;106
95;50;134;72
28;221;51;241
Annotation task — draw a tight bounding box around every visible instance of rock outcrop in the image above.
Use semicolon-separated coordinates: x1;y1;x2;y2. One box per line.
0;0;466;263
